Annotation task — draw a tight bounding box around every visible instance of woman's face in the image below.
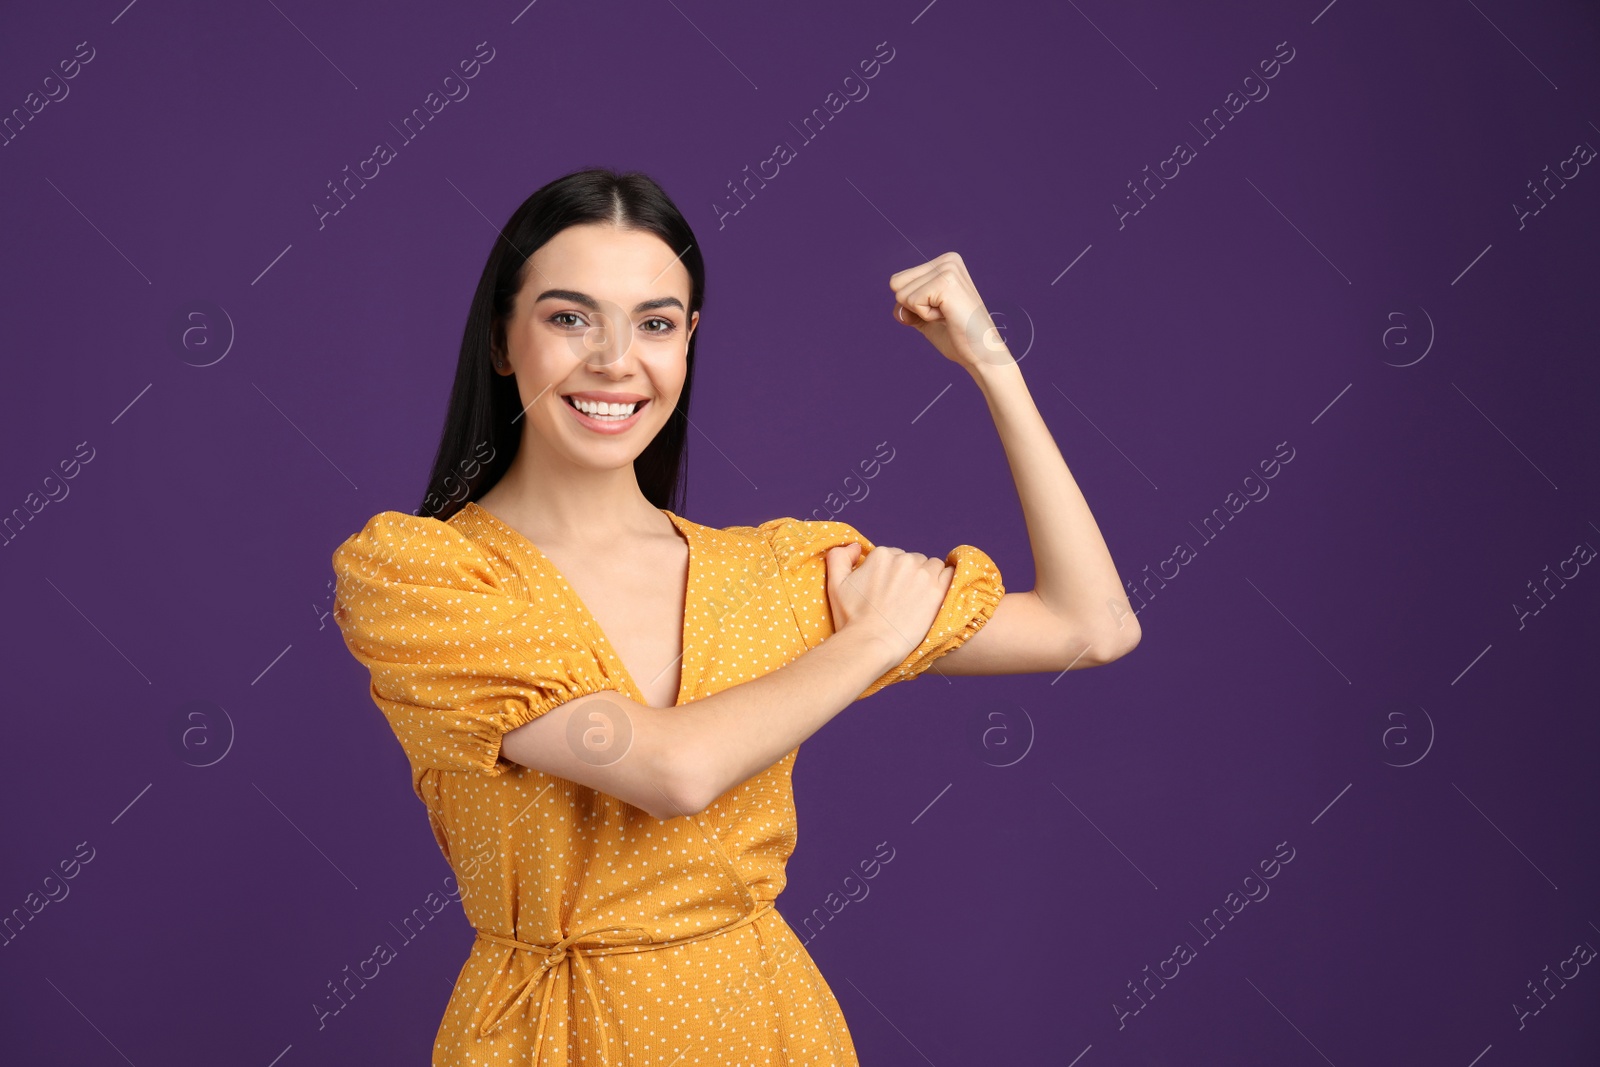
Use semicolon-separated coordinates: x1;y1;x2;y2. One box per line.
496;222;697;471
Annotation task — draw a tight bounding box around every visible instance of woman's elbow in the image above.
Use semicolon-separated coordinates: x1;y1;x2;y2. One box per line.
1070;620;1141;668
1105;622;1141;661
653;765;714;820
522;698;711;821
647;736;718;820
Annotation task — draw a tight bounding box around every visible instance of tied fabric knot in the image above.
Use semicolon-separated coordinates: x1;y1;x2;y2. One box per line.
474;921;649;1062
473;900;778;1063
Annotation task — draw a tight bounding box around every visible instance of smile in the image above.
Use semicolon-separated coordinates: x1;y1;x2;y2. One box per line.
561;394;650;434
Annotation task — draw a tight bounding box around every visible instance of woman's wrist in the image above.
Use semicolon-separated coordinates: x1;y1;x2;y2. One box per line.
966;352;1025;394
822;623;908;682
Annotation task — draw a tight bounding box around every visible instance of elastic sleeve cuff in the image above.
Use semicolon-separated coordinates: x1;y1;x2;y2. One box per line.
471;678;624;776
858;542;1004;698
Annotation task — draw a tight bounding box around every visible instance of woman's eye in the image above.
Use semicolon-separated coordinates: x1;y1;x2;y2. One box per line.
550;311;675;334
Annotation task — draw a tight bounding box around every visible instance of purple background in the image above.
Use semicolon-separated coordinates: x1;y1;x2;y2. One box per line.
4;0;1598;1063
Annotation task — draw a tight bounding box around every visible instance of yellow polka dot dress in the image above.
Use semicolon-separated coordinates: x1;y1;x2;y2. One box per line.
330;500;1003;1065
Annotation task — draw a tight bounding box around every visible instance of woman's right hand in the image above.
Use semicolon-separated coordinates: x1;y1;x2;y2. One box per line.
824;541;955;669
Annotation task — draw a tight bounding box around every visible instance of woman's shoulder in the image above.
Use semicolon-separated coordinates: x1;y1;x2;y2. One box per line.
702;514;874;566
330;506;580;640
331;507;507;593
335;507;481;557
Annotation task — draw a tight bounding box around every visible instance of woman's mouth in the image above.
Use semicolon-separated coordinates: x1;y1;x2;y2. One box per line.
561;394;649;434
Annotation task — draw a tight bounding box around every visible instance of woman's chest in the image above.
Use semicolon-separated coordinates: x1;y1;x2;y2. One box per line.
552;547;691;709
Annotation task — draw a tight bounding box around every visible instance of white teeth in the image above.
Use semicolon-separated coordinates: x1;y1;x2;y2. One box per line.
569;397;639;419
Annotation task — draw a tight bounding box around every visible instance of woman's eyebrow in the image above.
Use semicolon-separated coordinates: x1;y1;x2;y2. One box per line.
534;289;684;313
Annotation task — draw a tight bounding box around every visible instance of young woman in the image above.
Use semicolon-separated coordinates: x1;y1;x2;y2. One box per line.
331;168;1138;1065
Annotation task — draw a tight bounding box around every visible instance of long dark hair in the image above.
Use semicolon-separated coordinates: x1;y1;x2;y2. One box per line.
416;168;705;522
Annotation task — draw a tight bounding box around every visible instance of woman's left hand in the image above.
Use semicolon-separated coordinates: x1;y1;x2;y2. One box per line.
889;252;1013;371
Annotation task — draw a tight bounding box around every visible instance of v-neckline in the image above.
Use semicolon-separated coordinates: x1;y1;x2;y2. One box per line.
460;500;697;709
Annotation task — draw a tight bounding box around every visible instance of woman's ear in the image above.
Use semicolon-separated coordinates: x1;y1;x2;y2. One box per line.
490;328;511;374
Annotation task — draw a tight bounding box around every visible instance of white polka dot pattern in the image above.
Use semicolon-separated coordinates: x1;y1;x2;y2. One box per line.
329;502;1003;1064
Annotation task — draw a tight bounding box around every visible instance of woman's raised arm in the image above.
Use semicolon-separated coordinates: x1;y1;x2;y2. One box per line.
885;252;1141;676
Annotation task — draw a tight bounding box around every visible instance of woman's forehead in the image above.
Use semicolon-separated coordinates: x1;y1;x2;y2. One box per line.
527;228;691;300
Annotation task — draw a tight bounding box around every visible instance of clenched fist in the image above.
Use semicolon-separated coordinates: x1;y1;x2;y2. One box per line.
824;541;954;668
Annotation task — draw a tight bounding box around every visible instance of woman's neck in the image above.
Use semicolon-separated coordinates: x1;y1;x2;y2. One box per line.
479;449;663;546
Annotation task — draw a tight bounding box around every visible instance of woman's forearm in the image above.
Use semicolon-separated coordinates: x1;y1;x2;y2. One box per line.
660;625;903;813
502;626;901;819
971;358;1139;643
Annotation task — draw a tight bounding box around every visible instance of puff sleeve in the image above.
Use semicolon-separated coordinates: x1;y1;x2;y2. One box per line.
758;517;1004;698
330;510;616;777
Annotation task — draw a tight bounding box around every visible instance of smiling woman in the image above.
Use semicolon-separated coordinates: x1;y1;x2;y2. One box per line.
330;167;1139;1064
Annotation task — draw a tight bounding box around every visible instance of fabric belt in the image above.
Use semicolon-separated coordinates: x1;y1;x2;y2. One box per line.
472;899;778;1062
